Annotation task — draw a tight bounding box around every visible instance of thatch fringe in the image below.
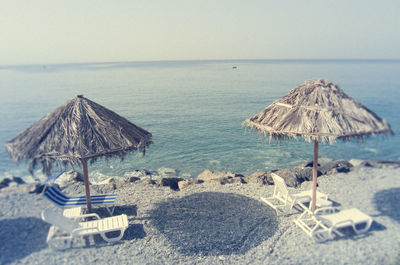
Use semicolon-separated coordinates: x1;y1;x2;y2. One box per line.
243;79;393;144
6;95;153;175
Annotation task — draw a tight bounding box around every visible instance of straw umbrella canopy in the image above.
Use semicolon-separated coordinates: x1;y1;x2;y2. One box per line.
6;95;153;213
243;79;393;211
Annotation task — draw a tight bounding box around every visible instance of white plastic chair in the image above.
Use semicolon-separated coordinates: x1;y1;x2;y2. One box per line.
261;173;331;215
294;206;373;242
41;208;128;250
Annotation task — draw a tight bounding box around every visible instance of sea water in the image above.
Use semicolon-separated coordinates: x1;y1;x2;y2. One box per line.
0;60;399;182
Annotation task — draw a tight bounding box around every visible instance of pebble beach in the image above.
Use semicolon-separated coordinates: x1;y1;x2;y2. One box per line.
1;162;400;265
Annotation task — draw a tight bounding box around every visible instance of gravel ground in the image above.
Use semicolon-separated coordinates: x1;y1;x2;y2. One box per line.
0;165;399;265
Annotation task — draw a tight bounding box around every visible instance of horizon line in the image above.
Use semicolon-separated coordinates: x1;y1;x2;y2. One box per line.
2;58;400;68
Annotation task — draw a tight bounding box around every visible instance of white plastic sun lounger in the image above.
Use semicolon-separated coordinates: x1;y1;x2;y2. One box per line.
261;173;331;215
44;186;117;215
294;206;373;242
41;208;129;250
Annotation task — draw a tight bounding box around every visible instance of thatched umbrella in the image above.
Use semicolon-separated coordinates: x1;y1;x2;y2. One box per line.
243;79;393;211
6;95;153;213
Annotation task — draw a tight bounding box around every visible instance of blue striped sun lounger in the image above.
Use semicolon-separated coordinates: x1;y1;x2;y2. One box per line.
44;186;117;215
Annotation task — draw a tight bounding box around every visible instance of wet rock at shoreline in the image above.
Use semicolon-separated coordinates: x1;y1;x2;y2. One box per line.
303;161;321;168
319;161;353;175
128;176;141;182
197;169;244;185
273;161;352;187
245;167;321;188
0;178;12;189
292;167;317;182
272;169;299;187
360;160;400;169
5;159;397;195
157;177;184;191
0;176;26;190
244;171;272;185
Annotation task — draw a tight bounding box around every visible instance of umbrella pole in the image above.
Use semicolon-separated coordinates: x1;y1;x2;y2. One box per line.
311;139;319;212
82;159;93;213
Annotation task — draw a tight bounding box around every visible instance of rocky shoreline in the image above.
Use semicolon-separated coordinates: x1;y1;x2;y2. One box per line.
1;159;399;195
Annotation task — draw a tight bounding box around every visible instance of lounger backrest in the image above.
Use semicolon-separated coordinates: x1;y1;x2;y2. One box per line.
47;186;116;202
43;188;84;207
271;173;290;199
43;189;66;206
46;186;70;201
41;208;80;233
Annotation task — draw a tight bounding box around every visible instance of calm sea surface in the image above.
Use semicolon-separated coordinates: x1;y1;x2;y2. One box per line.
0;60;399;182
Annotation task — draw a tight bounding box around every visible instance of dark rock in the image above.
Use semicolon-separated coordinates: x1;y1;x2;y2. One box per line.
319;161;353;175
273;167;322;187
159;177;184;191
0;178;11;187
0;176;26;190
273;169;299;187
128;176;141;182
11;176;25;185
360;161;374;167
219;176;245;185
303;161;321;168
29;183;45;194
293;167;322;182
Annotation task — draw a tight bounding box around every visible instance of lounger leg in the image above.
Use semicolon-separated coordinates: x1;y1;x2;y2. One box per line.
353;219;373;234
47;225;73;250
100;229;125;242
48;235;73;250
313;230;331;243
106;206;115;216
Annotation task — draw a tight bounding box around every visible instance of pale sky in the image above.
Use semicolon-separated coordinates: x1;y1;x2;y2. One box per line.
1;0;399;65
